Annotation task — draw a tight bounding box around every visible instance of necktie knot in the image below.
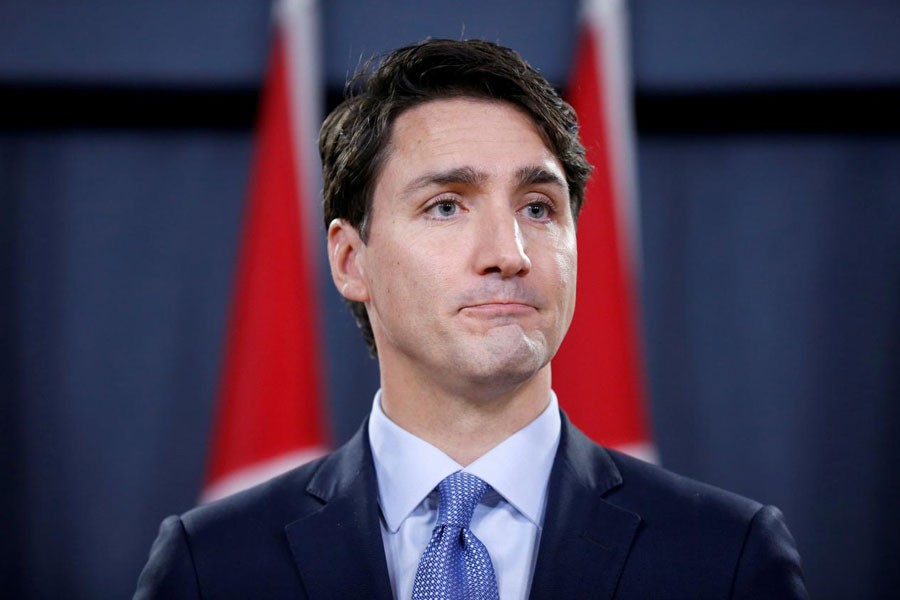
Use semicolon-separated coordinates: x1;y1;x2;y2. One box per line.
436;471;490;529
412;471;499;600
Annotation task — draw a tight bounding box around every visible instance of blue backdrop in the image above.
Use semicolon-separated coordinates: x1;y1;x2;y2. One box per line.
2;1;899;598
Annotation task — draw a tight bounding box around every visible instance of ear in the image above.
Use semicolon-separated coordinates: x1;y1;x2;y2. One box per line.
327;218;370;302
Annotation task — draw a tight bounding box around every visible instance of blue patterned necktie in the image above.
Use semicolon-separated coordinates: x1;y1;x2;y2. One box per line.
411;471;500;600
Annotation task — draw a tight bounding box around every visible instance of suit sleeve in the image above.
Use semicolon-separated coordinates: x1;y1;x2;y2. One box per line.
730;505;809;600
134;515;202;600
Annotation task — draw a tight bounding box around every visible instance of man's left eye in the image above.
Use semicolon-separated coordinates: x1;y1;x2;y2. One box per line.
524;203;549;219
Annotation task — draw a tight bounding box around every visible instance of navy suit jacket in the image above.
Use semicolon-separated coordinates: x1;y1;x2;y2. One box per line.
135;413;807;599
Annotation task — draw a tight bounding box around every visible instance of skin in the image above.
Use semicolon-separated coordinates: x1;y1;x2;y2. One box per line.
328;98;577;465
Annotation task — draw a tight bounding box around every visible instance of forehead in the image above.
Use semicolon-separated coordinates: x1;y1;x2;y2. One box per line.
389;97;548;153
375;98;563;192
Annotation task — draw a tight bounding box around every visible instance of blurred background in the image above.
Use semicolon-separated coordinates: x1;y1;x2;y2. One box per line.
2;1;899;598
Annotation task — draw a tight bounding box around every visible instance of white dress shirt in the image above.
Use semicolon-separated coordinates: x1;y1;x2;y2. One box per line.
368;390;561;600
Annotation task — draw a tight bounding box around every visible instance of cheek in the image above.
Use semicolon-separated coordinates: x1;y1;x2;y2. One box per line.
370;241;445;307
557;255;578;321
546;229;578;292
557;244;577;283
544;240;578;334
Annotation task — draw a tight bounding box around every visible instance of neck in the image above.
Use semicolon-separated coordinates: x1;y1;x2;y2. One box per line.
378;364;552;466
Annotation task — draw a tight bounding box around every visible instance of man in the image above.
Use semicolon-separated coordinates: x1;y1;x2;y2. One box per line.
136;39;807;599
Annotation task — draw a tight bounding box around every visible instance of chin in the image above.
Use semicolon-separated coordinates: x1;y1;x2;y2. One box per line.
459;334;550;389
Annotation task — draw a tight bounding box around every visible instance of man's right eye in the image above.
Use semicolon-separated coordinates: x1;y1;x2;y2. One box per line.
426;200;459;218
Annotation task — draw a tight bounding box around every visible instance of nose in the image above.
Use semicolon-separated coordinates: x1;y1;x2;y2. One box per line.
474;210;532;278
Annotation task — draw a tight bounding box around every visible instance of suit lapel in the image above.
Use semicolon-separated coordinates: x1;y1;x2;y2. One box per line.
529;414;641;600
284;423;394;600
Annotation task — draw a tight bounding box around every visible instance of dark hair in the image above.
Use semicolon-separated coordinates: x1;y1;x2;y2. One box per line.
319;38;591;354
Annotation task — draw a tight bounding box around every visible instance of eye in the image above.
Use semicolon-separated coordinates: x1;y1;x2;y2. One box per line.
522;200;554;221
424;198;460;219
526;203;547;219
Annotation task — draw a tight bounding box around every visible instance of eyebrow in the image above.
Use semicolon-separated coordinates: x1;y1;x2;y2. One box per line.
515;165;568;191
401;166;486;197
401;164;567;198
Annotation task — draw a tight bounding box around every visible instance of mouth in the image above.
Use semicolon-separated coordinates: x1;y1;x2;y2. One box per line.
459;301;537;317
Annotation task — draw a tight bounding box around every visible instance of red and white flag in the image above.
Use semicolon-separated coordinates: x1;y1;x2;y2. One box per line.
553;0;656;462
202;0;328;502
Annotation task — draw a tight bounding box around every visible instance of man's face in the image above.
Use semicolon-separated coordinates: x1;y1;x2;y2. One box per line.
332;98;577;396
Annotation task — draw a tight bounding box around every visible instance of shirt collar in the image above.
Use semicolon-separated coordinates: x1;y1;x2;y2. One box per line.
368;390;561;533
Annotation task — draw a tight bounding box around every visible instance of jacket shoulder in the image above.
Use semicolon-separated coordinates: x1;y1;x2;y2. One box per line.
135;427;373;599
181;455;328;536
600;449;807;599
134;458;328;599
604;448;763;522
